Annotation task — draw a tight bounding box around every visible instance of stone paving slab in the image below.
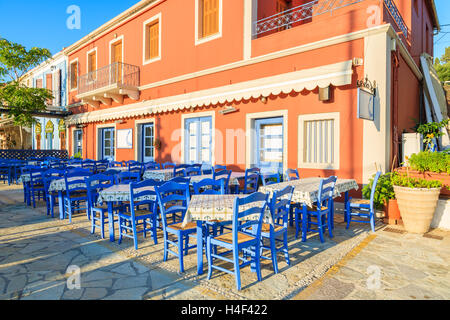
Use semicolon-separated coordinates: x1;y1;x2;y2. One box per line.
1;184;449;300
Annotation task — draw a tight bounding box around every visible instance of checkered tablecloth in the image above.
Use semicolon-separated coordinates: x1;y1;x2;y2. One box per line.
259;177;359;207
97;184;157;205
143;170;245;186
183;194;270;226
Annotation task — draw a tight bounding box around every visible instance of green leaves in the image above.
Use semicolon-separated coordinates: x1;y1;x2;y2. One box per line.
408;151;450;174
392;173;443;189
416;119;449;151
0;38;53;128
434;46;450;82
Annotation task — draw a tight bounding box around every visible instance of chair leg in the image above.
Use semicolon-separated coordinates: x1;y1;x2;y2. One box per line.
233;248;242;291
346;202;351;230
207;238;213;280
132;221;138;250
178;234;184;273
370;211;376;233
270;235;278;274
91;211;96;235
301;206;308;243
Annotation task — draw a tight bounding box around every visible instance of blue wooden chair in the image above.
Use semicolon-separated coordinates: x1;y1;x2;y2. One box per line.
170;177;191;184
86;175;124;239
201;163;213;175
43;169;64;217
29;167;45;208
193;178;225;195
0;162;11;185
206;192;269;291
185;166;202;177
346;171;382;233
63;170;91;223
262;173;280;186
162;162;176;169
213;165;227;173
116;172;141;184
286;169;300;181
129;163;144;176
295;176;337;243
155;181;197;273
20;165;36;204
213;169;232;194
118;179;162;249
239;168;260;194
103;169;121;177
261;186;294;274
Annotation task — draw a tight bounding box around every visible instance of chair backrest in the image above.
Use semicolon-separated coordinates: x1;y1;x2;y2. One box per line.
155;181;190;228
103;169;121;177
82;160;96;172
129;179;163;218
262;173;280;186
162;162;176;169
232;192;269;242
43;169;65;179
213;165;227;173
85;174;115;209
269;186;294;227
173;164;188;177
316;176;338;210
369;172;382;211
29;167;44;186
185;166;202;177
213;169;231;189
64;170;91;197
126;160;140;167
144;162;161;170
129;163;143;175
244;168;260;194
95;160;109;173
109;161;124;168
193;178;225;195
286;169;300;181
201;163;213;175
66;168;91;175
116;172;141;184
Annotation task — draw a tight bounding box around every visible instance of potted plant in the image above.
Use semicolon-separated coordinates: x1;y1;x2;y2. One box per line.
362;172;401;224
392;173;443;234
415;119;449;152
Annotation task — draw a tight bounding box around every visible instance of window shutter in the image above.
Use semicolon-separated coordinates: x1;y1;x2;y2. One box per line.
149;21;159;59
54;69;62;107
202;0;219;37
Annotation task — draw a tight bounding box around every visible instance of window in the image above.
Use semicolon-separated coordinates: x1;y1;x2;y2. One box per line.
196;0;222;44
70;60;78;90
35;78;43;88
141;123;155;163
100;128;115;161
144;15;161;63
298;113;340;170
74;129;83;156
87;49;97;80
255;117;284;174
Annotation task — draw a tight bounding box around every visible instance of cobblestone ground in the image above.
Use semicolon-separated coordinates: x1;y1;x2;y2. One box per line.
0;184;448;300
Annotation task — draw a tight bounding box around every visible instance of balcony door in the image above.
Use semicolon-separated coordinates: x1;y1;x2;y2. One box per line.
111;40;123;83
255;117;284;175
100;128;115;161
185;117;212;165
141;123;155;163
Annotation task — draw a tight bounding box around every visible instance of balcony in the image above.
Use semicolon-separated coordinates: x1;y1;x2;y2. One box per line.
253;0;409;40
76;62;140;108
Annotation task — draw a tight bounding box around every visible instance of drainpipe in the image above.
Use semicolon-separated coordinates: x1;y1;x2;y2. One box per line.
391;48;400;169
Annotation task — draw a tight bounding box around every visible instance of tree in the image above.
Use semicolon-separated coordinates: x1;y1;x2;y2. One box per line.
434;46;450;83
0;38;52;148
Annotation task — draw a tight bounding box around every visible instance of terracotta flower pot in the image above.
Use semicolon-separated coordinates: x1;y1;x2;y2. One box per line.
395;168;450;198
393;186;441;234
383;199;401;225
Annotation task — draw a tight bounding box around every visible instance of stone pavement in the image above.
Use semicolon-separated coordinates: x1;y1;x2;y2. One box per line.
0;184;449;300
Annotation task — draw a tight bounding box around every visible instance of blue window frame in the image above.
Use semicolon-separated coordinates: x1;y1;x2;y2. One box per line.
185;116;212;165
255;117;284;175
100;128;115;161
141;123;155;163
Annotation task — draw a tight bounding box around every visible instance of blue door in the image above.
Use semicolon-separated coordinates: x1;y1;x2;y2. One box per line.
255;117;284;175
141;123;155;163
74;130;83;156
46;133;53;150
185;117;212;165
100;128;115;161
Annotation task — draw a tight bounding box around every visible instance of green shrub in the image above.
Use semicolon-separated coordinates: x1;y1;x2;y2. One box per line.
408;151;450;174
362;173;395;210
392;173;443;189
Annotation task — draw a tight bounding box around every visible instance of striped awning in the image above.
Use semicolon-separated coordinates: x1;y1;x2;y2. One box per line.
66;60;354;125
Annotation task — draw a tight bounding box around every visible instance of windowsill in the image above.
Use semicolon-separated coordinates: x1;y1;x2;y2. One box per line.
143;56;161;65
195;32;222;46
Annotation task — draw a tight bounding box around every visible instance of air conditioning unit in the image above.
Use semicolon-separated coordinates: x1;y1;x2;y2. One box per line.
402;133;423;165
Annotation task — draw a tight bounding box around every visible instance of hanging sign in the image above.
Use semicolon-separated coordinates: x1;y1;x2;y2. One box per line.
357;76;376;121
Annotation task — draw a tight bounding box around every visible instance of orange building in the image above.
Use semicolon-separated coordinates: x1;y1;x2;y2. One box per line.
63;0;440;185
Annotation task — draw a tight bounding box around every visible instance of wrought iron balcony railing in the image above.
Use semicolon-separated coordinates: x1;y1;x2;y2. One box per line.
77;62;140;96
253;0;409;40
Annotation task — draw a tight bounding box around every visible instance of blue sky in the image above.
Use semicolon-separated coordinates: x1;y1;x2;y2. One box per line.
0;0;449;59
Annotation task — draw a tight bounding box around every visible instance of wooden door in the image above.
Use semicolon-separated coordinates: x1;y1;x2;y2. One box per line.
112;41;122;82
46;74;53;105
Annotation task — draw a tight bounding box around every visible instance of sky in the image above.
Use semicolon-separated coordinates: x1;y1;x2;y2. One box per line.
0;0;449;60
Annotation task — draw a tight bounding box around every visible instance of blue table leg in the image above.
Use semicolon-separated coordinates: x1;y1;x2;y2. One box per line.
108;202;115;242
58;191;65;220
197;220;204;275
344;192;349;223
